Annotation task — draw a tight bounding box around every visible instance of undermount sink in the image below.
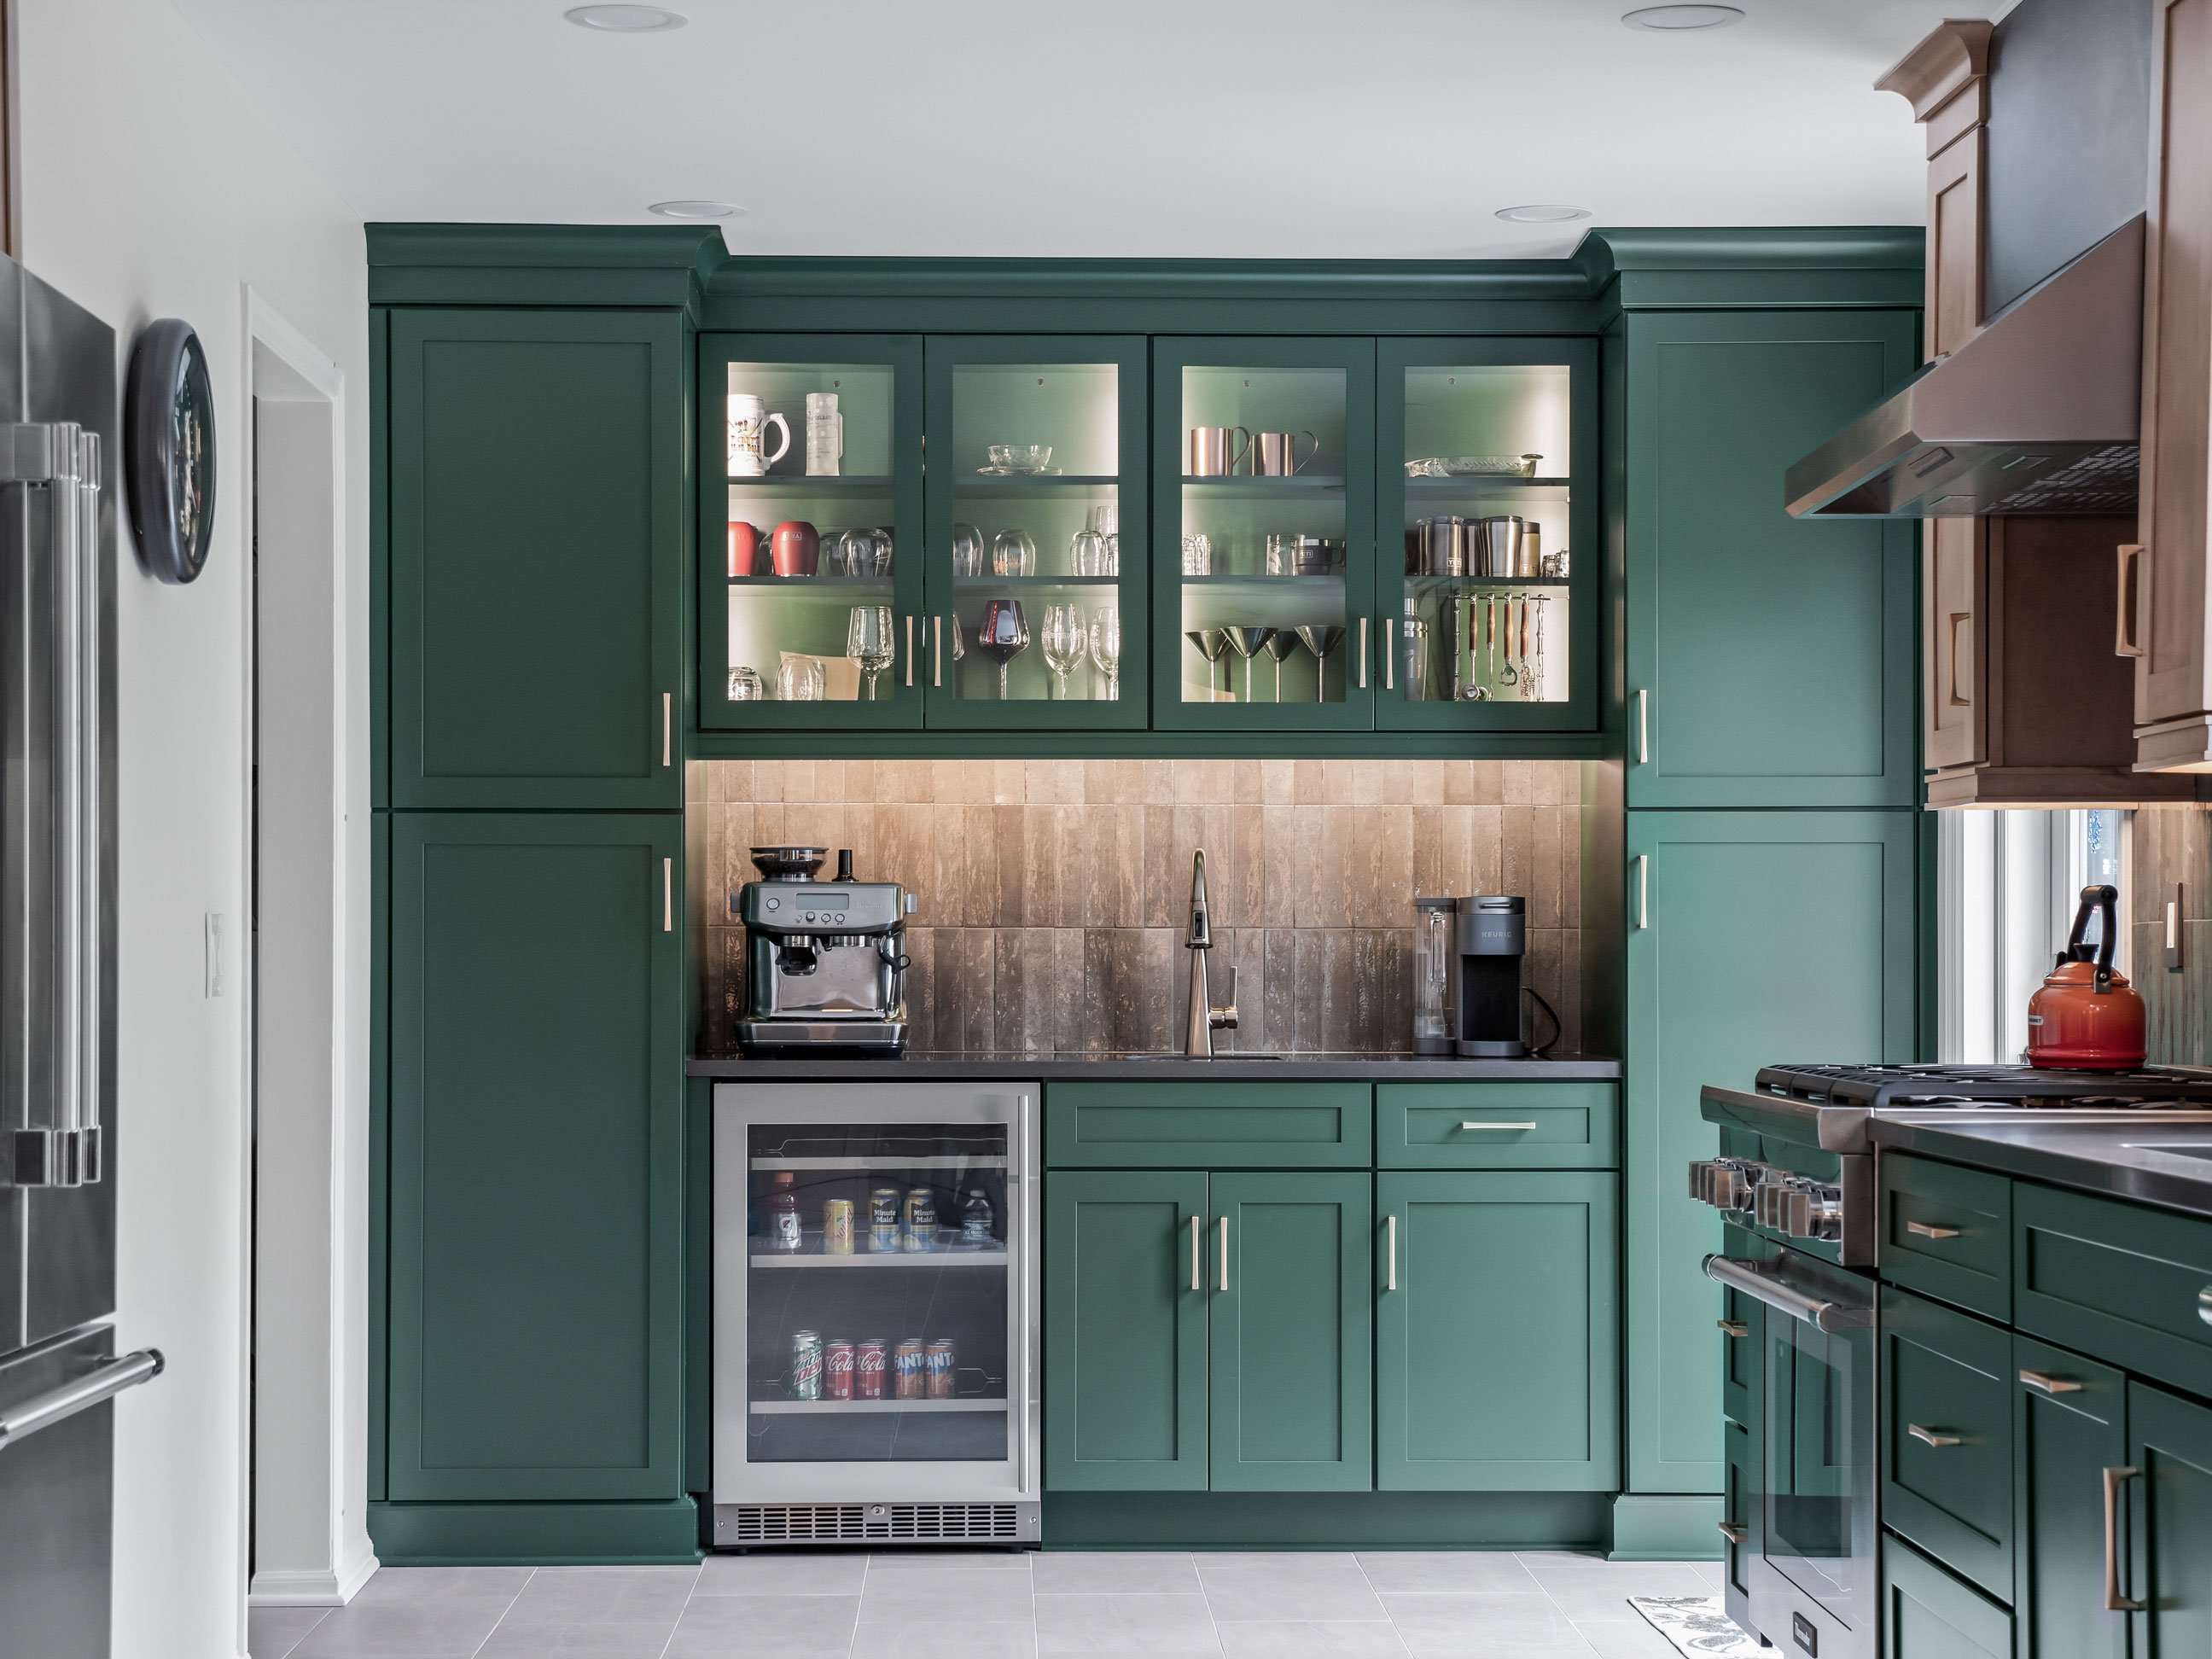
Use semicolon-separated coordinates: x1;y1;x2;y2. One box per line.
2128;1143;2212;1162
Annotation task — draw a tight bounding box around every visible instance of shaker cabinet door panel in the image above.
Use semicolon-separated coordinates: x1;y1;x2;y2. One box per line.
1044;1171;1209;1492
1376;1171;1619;1492
1624;310;1920;808
389;310;684;808
387;813;684;1501
2128;1379;2212;1656
2012;1335;2127;1659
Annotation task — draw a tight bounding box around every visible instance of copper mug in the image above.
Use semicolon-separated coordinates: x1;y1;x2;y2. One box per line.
728;520;762;578
770;521;819;577
1254;430;1319;476
1187;425;1251;477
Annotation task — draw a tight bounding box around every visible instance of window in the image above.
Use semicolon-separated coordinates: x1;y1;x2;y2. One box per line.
1937;808;2128;1064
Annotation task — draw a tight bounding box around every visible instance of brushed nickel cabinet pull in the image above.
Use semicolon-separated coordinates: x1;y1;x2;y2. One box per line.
1357;617;1369;689
2199;1285;2212;1329
2116;544;2145;657
1634;854;1650;929
905;614;916;688
1387;1214;1398;1292
661;691;672;765
1219;1216;1229;1293
1947;613;1973;706
2019;1370;2083;1395
1384;617;1395;690
933;615;943;688
1458;1121;1539;1132
1718;1319;1749;1338
1189;1215;1200;1292
2105;1465;2145;1610
1907;1423;1962;1447
1905;1220;1963;1240
661;858;672;933
1636;688;1650;764
1717;1522;1748;1545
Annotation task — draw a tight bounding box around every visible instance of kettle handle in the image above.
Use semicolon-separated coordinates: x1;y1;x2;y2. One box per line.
2065;884;2122;992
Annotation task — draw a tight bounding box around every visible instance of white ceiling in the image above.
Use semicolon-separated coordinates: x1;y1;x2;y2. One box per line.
172;0;2007;260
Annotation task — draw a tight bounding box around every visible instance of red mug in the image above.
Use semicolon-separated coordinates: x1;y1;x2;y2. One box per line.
727;520;762;578
771;521;819;577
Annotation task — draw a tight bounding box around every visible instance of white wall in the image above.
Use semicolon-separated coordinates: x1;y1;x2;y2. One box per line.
15;1;370;1654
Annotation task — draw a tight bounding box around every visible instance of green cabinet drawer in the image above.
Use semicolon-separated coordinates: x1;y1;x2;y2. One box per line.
1883;1534;2014;1659
1880;1152;2011;1321
1882;1286;2015;1602
2015;1182;2212;1401
1045;1081;1371;1168
1375;1083;1618;1169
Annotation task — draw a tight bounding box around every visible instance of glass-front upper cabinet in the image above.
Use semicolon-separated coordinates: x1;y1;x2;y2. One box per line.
1376;338;1598;731
1152;339;1377;731
922;337;1147;730
698;335;926;731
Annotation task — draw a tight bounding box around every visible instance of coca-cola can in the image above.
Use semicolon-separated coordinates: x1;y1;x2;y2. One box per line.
925;1339;957;1399
856;1336;888;1400
789;1330;824;1402
894;1338;927;1400
825;1338;854;1401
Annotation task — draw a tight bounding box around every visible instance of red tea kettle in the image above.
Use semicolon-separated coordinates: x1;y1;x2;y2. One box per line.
2027;884;2145;1071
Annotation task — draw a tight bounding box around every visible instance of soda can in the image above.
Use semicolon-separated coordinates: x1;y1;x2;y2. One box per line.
894;1338;926;1400
789;1330;824;1401
824;1338;854;1401
870;1187;902;1252
824;1198;856;1256
925;1339;957;1399
856;1337;888;1400
902;1187;937;1253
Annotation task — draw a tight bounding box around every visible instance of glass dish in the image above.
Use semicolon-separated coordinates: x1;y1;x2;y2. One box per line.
1406;453;1542;479
981;444;1055;475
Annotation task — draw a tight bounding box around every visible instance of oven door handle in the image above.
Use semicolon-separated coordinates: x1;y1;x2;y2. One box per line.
1704;1254;1871;1335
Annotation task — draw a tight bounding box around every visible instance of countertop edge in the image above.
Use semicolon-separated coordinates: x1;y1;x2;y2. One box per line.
1870;1116;2212;1218
685;1055;1623;1082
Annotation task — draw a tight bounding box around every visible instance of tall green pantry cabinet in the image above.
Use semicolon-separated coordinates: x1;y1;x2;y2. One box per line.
371;229;709;1562
1590;234;1926;1557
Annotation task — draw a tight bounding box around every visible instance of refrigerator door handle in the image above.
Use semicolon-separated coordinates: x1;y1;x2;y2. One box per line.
0;1348;160;1452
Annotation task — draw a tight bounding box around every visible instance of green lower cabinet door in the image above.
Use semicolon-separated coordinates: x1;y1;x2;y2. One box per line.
1880;1287;2014;1601
1045;1171;1209;1492
1377;1171;1619;1491
1883;1534;2014;1659
2012;1335;2127;1659
1208;1173;1372;1493
2128;1380;2212;1655
387;813;684;1500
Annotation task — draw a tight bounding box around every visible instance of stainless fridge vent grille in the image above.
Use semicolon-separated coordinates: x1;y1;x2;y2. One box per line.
724;1503;1024;1544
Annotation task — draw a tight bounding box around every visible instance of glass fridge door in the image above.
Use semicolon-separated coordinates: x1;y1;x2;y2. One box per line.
713;1083;1037;1507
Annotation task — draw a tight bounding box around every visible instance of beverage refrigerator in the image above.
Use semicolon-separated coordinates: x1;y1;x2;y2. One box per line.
712;1082;1039;1547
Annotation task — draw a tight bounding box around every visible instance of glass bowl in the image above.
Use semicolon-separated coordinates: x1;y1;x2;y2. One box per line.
986;444;1053;474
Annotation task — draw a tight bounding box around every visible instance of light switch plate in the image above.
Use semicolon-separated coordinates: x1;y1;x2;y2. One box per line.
2166;882;2184;973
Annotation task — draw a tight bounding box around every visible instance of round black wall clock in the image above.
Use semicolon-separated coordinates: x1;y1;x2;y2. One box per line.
125;317;216;585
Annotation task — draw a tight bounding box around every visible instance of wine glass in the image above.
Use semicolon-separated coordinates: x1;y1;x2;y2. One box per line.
1184;628;1230;701
1089;607;1121;701
1295;624;1344;703
978;599;1029;700
846;603;895;701
1221;626;1272;704
1261;629;1299;701
1040;603;1087;701
992;529;1036;578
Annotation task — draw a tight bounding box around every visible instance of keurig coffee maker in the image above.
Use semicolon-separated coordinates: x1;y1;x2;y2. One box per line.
1454;894;1527;1057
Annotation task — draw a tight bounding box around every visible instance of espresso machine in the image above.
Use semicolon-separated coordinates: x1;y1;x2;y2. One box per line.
734;846;913;1055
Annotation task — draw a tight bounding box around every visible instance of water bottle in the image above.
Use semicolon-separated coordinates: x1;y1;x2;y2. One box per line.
960;1187;995;1247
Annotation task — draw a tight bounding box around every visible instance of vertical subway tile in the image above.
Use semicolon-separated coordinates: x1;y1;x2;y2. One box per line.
1263;928;1298;1053
1141;804;1179;927
1052;928;1086;1057
903;927;936;1055
1260;758;1296;805
993;806;1028;926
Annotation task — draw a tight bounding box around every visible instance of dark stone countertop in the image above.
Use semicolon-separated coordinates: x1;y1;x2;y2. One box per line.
1871;1111;2212;1217
685;1052;1622;1083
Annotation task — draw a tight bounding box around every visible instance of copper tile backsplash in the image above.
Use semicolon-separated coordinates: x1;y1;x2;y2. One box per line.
687;758;1582;1057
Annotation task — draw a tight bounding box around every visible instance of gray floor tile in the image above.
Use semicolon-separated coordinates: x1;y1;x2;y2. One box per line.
695;1550;869;1595
1033;1551;1202;1594
351;1567;534;1604
863;1568;1038;1621
1198;1551;1361;1573
247;1608;329;1659
1214;1622;1412;1658
1357;1551;1542;1592
1575;1617;1685;1658
665;1592;859;1656
499;1566;698;1627
851;1615;1040;1658
290;1599;515;1659
1202;1563;1388;1623
871;1547;1034;1569
1035;1591;1221;1653
476;1624;678;1658
1513;1551;1612;1570
1379;1590;1596;1656
1527;1564;1713;1622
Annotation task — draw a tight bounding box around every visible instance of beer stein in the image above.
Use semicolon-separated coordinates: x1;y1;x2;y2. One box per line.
727;393;792;477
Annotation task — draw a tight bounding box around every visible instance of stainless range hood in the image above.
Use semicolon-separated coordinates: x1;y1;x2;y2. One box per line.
1784;215;2144;518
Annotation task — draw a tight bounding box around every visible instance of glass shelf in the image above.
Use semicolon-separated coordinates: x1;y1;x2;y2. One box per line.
1180;475;1347;498
749;1400;1007;1416
749;1249;1009;1271
960;474;1119;493
726;575;894;589
727;475;897;493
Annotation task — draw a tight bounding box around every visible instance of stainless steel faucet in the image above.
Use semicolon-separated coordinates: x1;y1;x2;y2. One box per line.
1184;850;1240;1057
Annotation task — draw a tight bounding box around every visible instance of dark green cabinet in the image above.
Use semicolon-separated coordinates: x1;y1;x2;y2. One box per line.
1881;1287;2014;1600
389;310;685;808
2127;1380;2212;1656
386;813;684;1501
1626;809;1918;1495
1376;1171;1619;1491
1622;309;1920;810
2013;1336;2127;1659
1208;1173;1372;1493
1883;1534;2014;1659
1044;1170;1209;1492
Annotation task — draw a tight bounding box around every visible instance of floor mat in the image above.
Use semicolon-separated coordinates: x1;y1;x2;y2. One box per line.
1628;1595;1768;1656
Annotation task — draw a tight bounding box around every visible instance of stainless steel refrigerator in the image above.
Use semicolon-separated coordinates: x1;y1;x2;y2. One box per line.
0;252;160;1655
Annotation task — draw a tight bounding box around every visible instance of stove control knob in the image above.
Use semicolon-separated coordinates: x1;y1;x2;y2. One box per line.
1759;1176;1843;1241
1688;1158;1763;1211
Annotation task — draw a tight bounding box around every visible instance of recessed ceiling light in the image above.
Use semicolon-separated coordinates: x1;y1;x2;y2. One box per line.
565;4;688;32
648;200;740;219
1495;205;1593;224
1623;4;1744;29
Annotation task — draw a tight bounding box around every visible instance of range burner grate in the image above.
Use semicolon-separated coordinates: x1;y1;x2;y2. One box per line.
1754;1062;2212;1111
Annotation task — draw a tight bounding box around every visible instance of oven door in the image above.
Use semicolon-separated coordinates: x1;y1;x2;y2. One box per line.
1706;1250;1877;1659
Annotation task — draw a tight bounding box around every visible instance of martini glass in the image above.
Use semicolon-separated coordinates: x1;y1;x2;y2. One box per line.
1295;624;1344;703
1185;628;1231;702
1220;626;1272;705
1261;629;1300;701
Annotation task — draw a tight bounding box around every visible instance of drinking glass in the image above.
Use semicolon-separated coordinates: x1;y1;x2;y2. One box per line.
727;665;765;701
1040;603;1087;701
831;527;876;577
1181;534;1212;576
1089;607;1121;701
846;603;895;701
1086;503;1119;537
1070;529;1113;578
776;656;825;701
992;528;1036;578
951;521;986;578
869;527;895;575
977;600;1029;699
